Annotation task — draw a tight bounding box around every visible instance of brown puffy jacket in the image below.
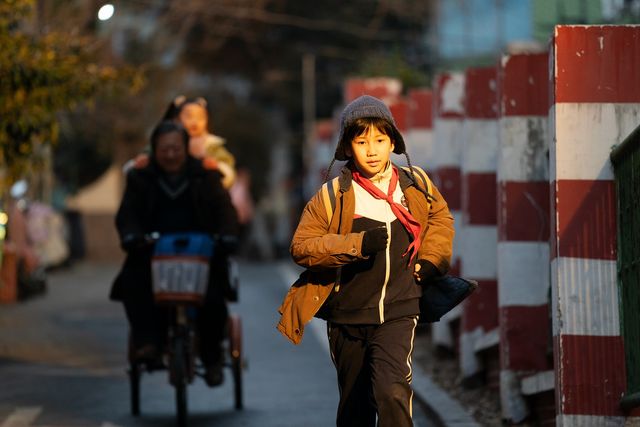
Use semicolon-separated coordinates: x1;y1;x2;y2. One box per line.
277;165;454;344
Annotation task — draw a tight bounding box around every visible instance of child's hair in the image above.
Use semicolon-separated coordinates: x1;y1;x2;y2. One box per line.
161;95;209;122
340;117;396;151
324;116;414;183
150;120;190;153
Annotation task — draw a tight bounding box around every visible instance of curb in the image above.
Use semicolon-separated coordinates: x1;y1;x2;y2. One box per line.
412;363;481;427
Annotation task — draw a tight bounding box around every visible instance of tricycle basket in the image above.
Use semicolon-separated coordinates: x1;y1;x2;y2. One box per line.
151;233;214;304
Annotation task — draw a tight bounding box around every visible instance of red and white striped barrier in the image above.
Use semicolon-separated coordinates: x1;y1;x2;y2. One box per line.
550;25;640;424
304;120;336;198
497;52;551;422
344;77;402;104
404;89;434;171
459;67;499;379
431;72;465;350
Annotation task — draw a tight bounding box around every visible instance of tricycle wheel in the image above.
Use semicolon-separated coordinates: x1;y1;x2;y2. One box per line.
129;363;141;416
228;314;243;410
170;336;189;427
176;381;187;427
127;333;141;416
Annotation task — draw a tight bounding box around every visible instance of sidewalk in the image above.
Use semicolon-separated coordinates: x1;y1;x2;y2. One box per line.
412;328;481;427
8;260;485;426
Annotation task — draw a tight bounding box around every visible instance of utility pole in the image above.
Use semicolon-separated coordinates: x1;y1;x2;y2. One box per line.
302;53;316;199
496;0;504;53
36;0;53;203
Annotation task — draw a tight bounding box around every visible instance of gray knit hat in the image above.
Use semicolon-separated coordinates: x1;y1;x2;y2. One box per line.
334;95;406;161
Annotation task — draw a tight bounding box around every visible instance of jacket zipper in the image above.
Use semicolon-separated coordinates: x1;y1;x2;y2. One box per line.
334;191;344;292
378;216;391;324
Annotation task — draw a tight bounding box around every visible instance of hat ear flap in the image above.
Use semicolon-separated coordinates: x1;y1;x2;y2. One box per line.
344;145;352;158
392;130;405;154
334;137;350;161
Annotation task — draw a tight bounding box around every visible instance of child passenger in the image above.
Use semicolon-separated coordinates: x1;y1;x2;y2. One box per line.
126;96;236;189
163;96;236;189
277;95;455;427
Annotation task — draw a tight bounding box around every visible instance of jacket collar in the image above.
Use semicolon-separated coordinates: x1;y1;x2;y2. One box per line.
141;156;206;179
337;162;416;193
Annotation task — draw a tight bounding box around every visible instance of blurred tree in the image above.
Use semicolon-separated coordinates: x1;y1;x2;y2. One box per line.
213;101;274;200
162;0;432;118
358;49;431;89
0;0;142;194
26;0;431;206
139;0;433;203
53;107;115;194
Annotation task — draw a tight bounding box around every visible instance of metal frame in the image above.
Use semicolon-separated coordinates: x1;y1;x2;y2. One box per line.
611;124;640;411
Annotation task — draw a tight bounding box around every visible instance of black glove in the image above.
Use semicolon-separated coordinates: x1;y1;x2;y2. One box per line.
413;259;441;285
361;226;388;255
218;235;239;255
121;233;146;252
121;232;157;252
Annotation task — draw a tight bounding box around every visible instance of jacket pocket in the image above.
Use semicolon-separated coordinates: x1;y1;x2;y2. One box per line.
277;278;303;344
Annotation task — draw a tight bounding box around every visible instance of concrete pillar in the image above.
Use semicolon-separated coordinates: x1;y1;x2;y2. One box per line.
550;25;640;424
431;72;465;351
343;77;402;104
0;244;17;304
404;89;434;171
497;52;551;423
459;66;499;382
304;120;336;199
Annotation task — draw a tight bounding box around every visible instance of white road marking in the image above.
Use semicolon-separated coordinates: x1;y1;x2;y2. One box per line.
0;408;122;427
0;407;42;427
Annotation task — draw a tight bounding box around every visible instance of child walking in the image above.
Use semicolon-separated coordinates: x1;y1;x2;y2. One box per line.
278;95;455;426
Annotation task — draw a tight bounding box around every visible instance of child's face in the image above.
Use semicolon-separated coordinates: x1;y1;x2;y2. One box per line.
178;103;208;138
346;125;394;178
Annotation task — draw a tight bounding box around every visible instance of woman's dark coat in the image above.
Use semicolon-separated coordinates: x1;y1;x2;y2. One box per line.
110;157;238;302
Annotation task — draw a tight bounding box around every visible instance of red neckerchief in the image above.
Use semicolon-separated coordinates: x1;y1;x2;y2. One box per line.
351;164;422;265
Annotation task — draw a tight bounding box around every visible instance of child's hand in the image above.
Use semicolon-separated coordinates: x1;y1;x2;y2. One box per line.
413;260;440;284
202;157;219;170
361;226;388;254
134;154;149;169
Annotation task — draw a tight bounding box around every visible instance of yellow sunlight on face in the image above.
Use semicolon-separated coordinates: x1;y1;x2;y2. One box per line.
178;103;208;138
346;125;394;178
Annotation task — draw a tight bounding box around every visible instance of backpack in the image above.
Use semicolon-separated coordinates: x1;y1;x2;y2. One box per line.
320;165;435;224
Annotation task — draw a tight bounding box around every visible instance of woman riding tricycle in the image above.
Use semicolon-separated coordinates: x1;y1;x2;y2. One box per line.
110;121;243;423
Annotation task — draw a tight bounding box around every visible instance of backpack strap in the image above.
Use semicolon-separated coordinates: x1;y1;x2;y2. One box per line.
402;166;435;206
322;167;433;223
320;177;340;224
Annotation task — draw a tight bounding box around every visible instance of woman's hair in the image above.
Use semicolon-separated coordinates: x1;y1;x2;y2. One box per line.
150;120;190;153
161;95;209;121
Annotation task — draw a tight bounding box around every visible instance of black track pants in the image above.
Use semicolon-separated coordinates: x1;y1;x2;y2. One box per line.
328;316;418;427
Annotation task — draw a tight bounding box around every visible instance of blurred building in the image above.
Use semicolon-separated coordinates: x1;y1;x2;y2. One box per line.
430;0;640;66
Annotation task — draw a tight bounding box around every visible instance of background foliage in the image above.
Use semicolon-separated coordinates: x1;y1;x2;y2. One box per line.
2;0;434;201
0;0;142;194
